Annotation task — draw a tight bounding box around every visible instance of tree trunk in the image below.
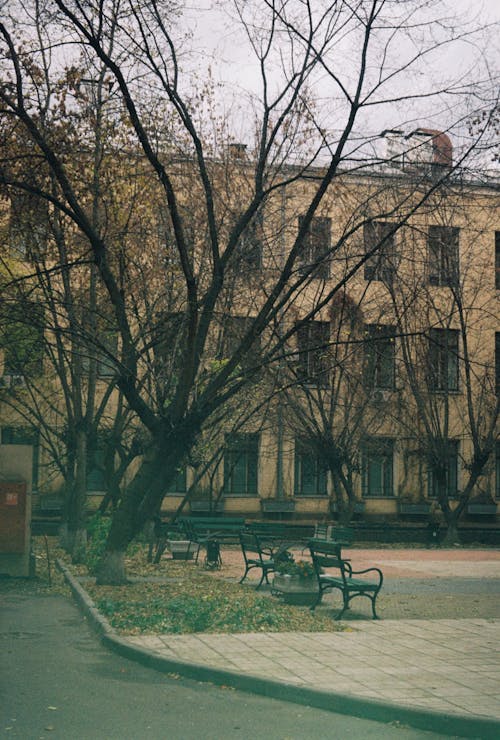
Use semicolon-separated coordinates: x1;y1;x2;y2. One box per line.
68;429;88;564
95;449;176;583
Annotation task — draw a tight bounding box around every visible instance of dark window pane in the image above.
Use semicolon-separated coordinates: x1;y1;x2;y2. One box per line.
496;332;500;397
362;438;394;496
495;232;500;291
428;225;459;286
223;433;258;495
294;439;327;496
296;320;330;386
1;302;44;377
298;216;331;279
364;325;395;389
428;441;459;498
364;221;396;282
428;328;459;391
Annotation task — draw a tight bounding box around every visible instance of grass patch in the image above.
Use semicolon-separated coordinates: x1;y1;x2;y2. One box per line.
85;571;346;635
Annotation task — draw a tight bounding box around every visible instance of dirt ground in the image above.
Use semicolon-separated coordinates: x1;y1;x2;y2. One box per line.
191;545;500;621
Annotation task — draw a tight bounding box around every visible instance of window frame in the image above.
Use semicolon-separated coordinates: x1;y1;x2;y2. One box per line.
295;320;330;387
428;440;459;499
361;437;394;498
428;225;459;287
294;439;328;496
363;221;396;282
298;215;331;279
428;328;459;392
364;324;396;390
223;433;259;496
495;231;500;291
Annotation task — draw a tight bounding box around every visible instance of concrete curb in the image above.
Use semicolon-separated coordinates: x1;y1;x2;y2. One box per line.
57;560;500;739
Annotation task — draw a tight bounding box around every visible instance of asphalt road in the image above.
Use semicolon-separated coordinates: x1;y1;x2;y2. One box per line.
0;583;461;740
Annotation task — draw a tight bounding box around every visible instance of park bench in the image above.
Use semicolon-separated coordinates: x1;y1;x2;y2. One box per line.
238;531;277;589
177;516;246;541
313;524;354;546
245;521;315;549
309;539;383;620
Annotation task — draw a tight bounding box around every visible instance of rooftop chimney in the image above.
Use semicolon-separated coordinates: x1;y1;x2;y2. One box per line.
228;143;247;160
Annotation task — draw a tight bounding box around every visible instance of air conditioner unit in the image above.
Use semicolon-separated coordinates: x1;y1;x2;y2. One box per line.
371;389;391;404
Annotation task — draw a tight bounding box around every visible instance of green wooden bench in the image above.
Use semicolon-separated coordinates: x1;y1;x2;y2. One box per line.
177;516;246;541
309;539;383;620
246;521;315;546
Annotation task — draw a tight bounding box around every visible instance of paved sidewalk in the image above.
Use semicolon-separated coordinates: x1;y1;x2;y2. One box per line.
123;618;500;720
58;551;500;738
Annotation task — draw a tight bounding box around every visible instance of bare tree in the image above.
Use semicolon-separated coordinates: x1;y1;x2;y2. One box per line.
386;191;499;544
0;1;494;581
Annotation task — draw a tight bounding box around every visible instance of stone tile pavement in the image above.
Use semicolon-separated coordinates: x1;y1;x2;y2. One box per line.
123;618;500;721
59;550;500;737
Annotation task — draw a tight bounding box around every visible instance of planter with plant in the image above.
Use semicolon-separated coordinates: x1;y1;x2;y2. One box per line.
166;532;196;560
273;559;319;606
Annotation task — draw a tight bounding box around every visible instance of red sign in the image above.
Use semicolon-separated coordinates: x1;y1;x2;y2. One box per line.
5;492;19;506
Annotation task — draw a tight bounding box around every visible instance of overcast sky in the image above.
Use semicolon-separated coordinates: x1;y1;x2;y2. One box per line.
180;0;499;156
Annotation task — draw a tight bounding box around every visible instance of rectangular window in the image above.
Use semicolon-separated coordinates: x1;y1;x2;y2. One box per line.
362;438;394;497
166;466;187;494
9;192;48;260
428;441;459;498
223;433;258;495
428;225;459;286
298;216;331;279
1;426;40;489
86;437;106;492
364;325;396;389
495;232;500;290
82;331;118;378
428;328;459;391
364;221;396;282
294;439;327;496
496;441;500;500
218;316;259;365
235;213;263;271
1;302;44;377
296;320;330;386
496;332;500;397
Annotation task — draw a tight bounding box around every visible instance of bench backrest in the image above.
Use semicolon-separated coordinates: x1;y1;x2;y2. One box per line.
313;524;354;545
239;531;268;565
309;540;349;581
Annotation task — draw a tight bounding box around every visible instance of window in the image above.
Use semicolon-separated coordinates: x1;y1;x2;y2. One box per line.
428;225;459;286
1;426;40;489
152;313;186;374
496;441;500;500
298;216;331;279
235;213;263;271
428;441;459;498
166;466;187;494
496;332;500;396
86;437;106;492
364;325;395;389
223;433;258;495
1;302;44;377
361;438;394;497
294;439;327;496
296;320;330;386
82;331;118;378
428;328;459;391
218;316;259;366
495;232;500;290
363;221;396;282
9;192;48;260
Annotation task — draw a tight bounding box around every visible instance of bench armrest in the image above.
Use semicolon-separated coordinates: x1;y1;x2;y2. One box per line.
350;566;383;585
